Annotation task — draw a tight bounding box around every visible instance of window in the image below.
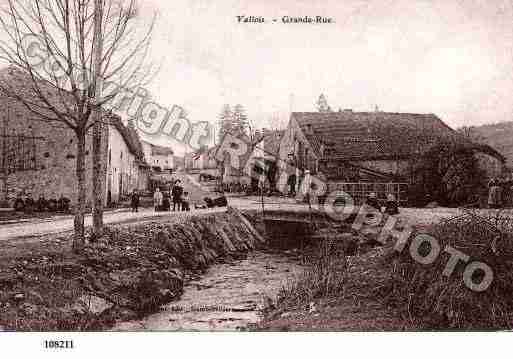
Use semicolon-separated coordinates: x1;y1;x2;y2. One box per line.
1;134;40;173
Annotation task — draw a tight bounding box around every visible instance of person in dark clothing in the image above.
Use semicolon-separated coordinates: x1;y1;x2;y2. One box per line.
24;193;35;214
287;174;297;197
57;195;70;212
162;192;171;211
204;197;214;208
181;191;190;211
384;194;400;215
214;195;227;207
36;195;48;212
130;190;140;212
203;195;227;208
365;192;381;211
13;194;25;212
172;180;183;211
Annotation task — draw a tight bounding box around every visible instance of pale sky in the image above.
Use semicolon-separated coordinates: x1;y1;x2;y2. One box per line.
2;0;513;154
136;0;513;139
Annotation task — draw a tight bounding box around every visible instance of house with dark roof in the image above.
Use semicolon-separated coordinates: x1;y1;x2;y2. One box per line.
0;66;150;206
277;110;505;198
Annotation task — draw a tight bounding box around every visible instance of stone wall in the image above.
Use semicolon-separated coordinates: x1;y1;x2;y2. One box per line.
0;97;101;205
0;97;146;207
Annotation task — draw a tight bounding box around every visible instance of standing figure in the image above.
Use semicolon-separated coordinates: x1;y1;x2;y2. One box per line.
58;195;70;212
384;194;399;215
162;191;171;211
488;178;503;209
36;194;48;212
130;189;140;212
181;191;190;211
153;187;163;211
365;192;381;211
24;193;35;214
13;193;25;212
172;180;183;211
287;174;297;197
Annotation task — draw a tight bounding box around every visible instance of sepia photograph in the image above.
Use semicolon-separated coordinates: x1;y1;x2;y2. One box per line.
0;0;512;356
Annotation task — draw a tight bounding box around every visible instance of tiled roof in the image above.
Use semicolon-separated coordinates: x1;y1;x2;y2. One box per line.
292;111;456;160
150;143;174;156
111;118;146;160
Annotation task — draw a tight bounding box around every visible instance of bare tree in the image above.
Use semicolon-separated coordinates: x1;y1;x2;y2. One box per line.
0;0;156;251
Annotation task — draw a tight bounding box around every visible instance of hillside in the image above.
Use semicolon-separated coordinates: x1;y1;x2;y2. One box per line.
470;121;513;167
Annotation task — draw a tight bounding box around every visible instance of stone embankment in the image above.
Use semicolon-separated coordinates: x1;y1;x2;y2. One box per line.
0;208;265;331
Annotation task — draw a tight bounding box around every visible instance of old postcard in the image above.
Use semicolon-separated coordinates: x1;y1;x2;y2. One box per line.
0;0;511;356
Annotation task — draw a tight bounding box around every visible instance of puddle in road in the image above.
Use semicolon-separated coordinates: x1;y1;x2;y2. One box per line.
114;251;303;331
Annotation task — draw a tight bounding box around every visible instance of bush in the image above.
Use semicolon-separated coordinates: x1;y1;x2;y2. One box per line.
384;212;513;329
412;139;487;207
274;237;347;310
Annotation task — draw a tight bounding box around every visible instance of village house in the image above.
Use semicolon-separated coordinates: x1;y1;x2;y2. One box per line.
106;120;150;204
0;66;150;207
245;129;284;191
277;110;505;203
183;129;284;191
185;146;218;176
141;140;174;173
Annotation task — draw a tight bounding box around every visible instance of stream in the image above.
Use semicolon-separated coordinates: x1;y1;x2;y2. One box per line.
114;250;304;331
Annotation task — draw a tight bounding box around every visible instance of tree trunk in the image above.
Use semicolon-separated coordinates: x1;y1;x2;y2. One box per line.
73;128;87;252
91;0;105;240
91;118;104;240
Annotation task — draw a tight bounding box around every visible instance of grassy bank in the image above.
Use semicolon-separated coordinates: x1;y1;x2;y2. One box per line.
259;211;513;331
0;208;264;331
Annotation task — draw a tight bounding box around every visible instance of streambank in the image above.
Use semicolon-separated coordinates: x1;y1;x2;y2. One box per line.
0;208;265;331
114;250;304;331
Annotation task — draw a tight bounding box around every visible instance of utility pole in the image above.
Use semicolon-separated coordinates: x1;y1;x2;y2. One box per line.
92;0;105;239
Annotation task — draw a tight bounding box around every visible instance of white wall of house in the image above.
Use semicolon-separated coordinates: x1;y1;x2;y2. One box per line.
152;153;174;170
106;125;142;203
141;141;174;170
185;151;218;171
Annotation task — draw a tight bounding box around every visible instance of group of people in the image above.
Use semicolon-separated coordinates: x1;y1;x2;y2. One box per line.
13;193;71;213
364;192;400;215
152;180;190;212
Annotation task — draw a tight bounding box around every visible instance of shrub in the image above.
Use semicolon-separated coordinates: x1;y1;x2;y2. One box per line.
384;212;513;329
274;237;347;310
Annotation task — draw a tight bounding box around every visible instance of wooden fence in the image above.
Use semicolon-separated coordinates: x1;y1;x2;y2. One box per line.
327;182;409;205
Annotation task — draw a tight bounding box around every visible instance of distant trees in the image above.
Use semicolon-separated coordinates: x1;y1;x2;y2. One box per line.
217;104;250;141
316;94;332;113
232;104;249;137
217;104;233;143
